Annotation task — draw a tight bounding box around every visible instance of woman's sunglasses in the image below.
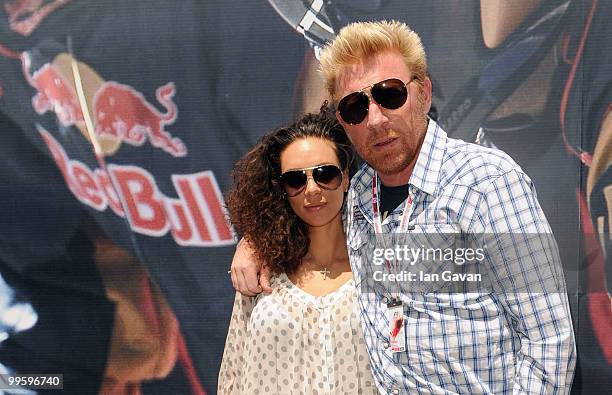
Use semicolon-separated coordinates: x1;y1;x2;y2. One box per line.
337;78;414;125
280;164;343;197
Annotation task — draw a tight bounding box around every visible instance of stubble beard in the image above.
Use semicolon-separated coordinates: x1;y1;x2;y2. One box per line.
365;134;412;175
361;111;428;176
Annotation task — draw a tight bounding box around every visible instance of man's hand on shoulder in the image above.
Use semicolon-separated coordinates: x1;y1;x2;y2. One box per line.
230;238;272;296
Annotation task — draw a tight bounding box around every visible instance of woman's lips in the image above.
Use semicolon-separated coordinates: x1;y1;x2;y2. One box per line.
305;203;326;211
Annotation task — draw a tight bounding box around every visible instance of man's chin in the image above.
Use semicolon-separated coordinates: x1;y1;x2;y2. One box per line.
368;155;410;176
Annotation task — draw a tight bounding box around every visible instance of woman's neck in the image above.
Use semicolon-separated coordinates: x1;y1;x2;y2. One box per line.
288;213;351;293
303;214;348;267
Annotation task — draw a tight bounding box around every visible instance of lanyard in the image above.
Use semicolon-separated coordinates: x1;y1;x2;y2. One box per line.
371;172;415;302
371;172;413;234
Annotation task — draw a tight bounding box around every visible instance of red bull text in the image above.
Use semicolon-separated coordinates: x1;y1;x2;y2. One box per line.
39;126;234;247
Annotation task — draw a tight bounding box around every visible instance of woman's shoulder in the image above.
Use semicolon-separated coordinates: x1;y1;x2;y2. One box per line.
251;272;291;304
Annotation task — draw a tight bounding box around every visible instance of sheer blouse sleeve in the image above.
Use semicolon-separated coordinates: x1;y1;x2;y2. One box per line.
217;292;255;395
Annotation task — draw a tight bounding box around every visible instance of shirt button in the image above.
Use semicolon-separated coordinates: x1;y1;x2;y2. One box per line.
392;388;400;394
382;342;389;349
381;296;388;304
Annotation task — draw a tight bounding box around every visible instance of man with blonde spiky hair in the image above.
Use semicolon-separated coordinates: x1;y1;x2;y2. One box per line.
319;20;428;101
231;20;575;394
319;20;431;190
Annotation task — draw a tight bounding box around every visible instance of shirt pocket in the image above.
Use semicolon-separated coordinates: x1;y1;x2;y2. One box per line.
395;223;460;293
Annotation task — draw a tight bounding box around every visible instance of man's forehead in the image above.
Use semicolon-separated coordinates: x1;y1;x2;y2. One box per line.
335;62;368;91
334;50;411;96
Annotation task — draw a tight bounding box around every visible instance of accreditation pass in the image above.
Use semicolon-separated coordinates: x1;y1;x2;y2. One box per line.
387;299;406;353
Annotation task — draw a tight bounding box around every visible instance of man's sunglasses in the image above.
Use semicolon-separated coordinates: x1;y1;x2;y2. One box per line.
280;164;343;197
337;78;414;125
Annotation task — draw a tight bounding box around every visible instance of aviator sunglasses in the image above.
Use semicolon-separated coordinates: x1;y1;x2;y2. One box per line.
337;78;414;125
280;164;343;197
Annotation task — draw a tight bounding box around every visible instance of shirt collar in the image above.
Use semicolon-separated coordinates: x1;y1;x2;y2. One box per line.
409;118;445;196
350;119;446;221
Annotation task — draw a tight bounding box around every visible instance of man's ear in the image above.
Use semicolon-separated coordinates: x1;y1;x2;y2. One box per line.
420;76;433;115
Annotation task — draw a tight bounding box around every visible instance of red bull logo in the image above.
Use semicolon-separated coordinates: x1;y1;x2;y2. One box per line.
25;54;223;245
5;0;71;36
22;52;84;127
93;81;186;157
39;125;234;246
22;52;187;157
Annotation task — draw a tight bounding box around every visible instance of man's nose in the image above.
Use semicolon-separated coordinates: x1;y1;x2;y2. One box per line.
366;100;390;131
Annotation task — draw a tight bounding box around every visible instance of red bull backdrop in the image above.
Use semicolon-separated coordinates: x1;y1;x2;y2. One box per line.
0;1;610;394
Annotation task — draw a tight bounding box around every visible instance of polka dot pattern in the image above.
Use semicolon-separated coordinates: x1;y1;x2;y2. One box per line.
218;273;377;394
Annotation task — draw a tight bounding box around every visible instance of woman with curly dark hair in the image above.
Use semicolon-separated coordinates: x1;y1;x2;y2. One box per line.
218;109;377;394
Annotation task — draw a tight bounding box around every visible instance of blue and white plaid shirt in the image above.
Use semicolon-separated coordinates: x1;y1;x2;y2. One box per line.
345;120;576;394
